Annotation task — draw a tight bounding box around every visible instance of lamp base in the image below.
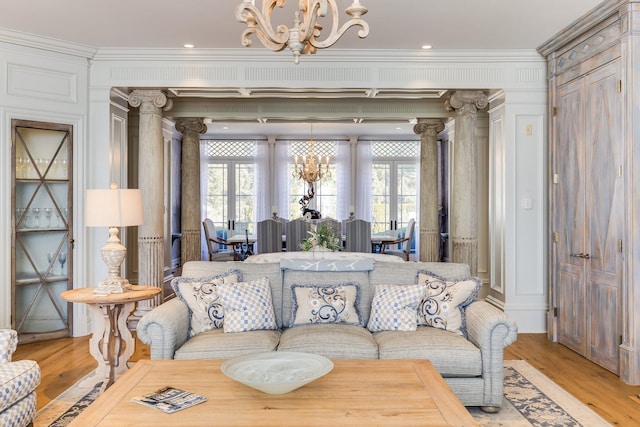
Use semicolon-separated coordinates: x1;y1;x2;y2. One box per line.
94;277;133;295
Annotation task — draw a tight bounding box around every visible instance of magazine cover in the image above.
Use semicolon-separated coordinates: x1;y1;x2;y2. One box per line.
131;386;207;414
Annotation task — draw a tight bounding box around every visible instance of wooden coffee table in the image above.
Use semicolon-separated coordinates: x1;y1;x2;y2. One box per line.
71;359;477;426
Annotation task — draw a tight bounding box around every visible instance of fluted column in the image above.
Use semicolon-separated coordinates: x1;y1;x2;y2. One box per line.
446;91;488;275
128;90;172;318
414;119;445;262
175;118;207;263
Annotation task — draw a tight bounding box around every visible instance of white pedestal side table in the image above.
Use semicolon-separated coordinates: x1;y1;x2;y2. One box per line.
61;285;161;392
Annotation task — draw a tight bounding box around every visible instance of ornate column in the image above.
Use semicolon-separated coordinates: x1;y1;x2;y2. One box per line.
175;118;207;263
446;90;488;275
127;90;172;320
414;119;445;262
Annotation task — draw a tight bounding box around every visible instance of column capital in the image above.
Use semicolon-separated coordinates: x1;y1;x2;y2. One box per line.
445;90;488;114
128;90;173;114
413;119;445;137
175;118;207;135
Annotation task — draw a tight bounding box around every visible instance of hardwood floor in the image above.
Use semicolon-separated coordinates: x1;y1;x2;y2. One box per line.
12;333;640;425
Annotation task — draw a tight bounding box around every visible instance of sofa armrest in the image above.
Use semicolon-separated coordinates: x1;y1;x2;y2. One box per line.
0;329;18;363
136;298;190;360
465;300;518;407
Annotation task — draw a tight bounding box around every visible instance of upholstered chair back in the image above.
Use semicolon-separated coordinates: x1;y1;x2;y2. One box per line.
286;218;312;252
345;219;372;253
257;219;283;254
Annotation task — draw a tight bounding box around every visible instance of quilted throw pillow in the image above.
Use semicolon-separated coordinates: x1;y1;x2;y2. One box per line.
367;284;426;332
217;278;278;333
415;271;481;337
290;282;362;327
171;270;242;338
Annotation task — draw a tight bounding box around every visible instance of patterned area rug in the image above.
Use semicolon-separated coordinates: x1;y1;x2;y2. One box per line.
34;360;610;426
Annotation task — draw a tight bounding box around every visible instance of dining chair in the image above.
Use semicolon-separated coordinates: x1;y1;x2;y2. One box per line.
345;219;371;253
286;218;312;252
381;218;415;261
257;218;283;254
317;217;341;237
202;218;237;261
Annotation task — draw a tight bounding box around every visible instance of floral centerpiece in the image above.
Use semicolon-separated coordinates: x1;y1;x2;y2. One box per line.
300;223;343;252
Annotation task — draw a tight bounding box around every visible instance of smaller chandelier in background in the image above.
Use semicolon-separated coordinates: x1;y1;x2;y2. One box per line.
293;127;330;184
236;0;369;64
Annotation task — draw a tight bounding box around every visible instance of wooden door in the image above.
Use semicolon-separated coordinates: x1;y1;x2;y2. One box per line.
584;61;623;373
554;60;623;373
556;76;587;356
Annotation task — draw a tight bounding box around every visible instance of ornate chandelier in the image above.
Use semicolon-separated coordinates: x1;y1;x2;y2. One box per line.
293;124;330;217
293;125;329;184
236;0;369;64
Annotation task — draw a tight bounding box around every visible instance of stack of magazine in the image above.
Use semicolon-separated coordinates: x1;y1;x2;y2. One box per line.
131;386;207;414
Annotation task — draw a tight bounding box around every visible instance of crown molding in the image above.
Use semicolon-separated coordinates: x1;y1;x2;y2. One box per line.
0;27;96;59
91;47;544;64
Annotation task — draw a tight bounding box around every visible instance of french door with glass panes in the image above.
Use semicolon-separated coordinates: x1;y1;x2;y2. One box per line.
11;119;73;343
204;161;255;237
371;160;418;245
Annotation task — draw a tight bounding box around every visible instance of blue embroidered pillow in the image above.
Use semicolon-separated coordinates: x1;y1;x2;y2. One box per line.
367;284;426;332
290;282;362;327
217;278;278;333
171;270;242;338
415;270;481;337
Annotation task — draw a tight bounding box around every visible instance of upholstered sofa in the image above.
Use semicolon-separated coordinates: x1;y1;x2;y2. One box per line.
137;253;518;411
0;329;41;427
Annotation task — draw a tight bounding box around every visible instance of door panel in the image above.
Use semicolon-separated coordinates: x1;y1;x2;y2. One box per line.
584;61;623;373
556;78;587;353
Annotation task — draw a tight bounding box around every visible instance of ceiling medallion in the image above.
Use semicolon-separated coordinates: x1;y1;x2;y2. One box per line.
236;0;369;64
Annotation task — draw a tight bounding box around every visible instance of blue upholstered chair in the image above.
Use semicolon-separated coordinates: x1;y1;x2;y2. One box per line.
257;218;283;254
203;218;237;261
381;218;416;261
345;219;372;253
0;329;40;427
286;218;312;252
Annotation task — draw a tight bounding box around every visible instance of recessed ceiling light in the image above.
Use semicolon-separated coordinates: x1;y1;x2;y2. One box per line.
421;44;432;50
184;43;195;48
223;126;229;130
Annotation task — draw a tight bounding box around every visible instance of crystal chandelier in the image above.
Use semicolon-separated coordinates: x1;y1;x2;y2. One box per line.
236;0;369;64
293;124;329;184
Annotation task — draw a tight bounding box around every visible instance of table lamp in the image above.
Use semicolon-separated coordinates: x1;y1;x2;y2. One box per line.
85;185;143;295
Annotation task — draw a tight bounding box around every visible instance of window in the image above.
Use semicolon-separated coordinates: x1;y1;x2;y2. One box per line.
371;141;420;240
202;140;257;236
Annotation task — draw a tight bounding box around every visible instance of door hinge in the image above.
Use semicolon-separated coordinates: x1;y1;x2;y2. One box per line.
552;232;559;243
619;240;623;253
554;307;558;317
620;335;623;346
553;173;559;184
618;164;623;178
552;106;558;116
618;79;623;93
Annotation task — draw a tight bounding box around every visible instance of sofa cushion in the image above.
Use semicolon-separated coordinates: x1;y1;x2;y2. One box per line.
374;326;482;377
174;328;281;360
415;271;481;337
290;282;362;327
217;278;278;333
171;270;241;337
0;360;40;412
278;324;378;359
282;270;370;327
367;284;426;332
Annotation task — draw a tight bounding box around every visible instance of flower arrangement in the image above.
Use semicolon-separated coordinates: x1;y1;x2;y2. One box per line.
300;223;343;252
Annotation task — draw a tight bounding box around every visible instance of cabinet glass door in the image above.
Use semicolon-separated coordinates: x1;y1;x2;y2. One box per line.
12;119;73;342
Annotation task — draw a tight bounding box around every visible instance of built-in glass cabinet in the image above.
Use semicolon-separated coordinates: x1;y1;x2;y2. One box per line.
11;119;73;342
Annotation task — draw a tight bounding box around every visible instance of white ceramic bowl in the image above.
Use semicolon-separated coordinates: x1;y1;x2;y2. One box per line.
221;351;334;394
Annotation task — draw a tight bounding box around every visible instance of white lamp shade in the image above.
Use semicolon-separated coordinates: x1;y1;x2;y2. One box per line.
85;188;143;227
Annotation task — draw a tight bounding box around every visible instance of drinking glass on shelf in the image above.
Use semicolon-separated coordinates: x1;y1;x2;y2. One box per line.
23;157;33;178
45;208;53;227
32;208;41;228
58;252;67;276
47;252;55;274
